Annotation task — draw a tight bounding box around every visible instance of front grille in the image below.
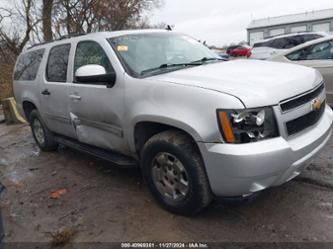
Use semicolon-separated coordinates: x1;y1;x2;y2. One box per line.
281;84;324;112
286;100;325;136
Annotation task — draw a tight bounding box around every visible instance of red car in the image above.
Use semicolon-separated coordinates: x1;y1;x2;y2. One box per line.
227;45;252;57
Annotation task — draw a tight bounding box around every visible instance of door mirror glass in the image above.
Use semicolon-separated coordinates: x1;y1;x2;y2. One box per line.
75;64;116;88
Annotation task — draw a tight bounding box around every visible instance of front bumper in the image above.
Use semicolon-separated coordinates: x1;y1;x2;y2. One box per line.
198;105;333;197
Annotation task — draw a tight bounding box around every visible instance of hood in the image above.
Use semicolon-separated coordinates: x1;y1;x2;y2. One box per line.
150;59;322;108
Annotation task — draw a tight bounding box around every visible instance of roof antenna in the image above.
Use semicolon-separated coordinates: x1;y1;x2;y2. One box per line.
166;25;172;31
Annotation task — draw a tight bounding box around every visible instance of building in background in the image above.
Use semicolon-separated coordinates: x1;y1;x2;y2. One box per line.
247;8;333;45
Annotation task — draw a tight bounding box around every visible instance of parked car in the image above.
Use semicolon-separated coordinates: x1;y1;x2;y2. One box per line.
227;45;251;57
269;36;333;105
250;32;327;60
13;30;333;215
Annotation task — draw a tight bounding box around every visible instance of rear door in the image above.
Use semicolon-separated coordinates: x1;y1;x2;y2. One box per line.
286;40;333;104
40;43;76;138
68;39;127;152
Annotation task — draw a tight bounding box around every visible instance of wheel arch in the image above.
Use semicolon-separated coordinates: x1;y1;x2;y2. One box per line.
22;101;38;121
132;117;202;157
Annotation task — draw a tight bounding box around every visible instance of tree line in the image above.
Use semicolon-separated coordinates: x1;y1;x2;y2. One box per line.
0;0;163;55
0;0;163;99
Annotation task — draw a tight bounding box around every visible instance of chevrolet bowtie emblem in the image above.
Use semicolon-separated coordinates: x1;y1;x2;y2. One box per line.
312;99;322;111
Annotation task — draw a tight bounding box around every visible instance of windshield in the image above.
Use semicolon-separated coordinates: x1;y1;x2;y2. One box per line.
109;32;220;77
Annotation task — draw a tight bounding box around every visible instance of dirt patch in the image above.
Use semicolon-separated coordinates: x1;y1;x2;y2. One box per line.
0;123;332;242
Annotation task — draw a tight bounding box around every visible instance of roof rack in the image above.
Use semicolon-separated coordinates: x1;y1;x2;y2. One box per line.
27;33;86;50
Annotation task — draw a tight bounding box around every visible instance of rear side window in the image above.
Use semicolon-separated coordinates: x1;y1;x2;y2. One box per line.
14;49;44;81
46;44;71;82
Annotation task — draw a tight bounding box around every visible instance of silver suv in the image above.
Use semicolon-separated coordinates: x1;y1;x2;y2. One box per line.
13;30;333;215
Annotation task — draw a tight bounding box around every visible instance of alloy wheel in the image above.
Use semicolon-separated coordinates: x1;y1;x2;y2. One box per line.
151;152;190;202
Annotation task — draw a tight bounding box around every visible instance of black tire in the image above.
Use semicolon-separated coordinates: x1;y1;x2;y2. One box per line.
29;109;58;151
141;130;212;215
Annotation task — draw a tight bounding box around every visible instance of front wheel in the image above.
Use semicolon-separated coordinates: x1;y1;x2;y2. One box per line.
141;130;212;215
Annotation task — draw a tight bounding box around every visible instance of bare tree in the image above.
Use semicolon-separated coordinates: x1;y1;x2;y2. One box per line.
42;0;54;41
96;0;163;31
0;0;41;55
0;0;41;99
0;0;163;100
51;0;163;37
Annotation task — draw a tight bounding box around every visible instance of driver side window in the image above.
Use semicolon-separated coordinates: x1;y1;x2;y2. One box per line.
74;41;114;75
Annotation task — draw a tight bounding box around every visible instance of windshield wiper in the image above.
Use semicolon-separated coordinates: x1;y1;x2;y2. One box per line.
140;57;224;76
141;62;202;75
190;57;225;63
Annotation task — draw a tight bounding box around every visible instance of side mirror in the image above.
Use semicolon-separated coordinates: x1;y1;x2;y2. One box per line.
75;64;116;88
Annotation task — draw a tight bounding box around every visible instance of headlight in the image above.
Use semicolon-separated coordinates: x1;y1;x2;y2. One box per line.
217;107;278;144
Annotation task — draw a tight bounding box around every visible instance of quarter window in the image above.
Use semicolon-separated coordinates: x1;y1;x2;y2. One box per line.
46;44;71;82
14;49;44;81
74;41;114;75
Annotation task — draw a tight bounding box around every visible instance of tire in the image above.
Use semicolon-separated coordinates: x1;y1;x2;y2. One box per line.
29;109;58;151
141;130;212;215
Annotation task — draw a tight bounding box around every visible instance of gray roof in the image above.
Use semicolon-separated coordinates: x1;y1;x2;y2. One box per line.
248;8;333;30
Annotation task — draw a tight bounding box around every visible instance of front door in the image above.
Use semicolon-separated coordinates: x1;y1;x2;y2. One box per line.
40;43;76;138
69;39;127;152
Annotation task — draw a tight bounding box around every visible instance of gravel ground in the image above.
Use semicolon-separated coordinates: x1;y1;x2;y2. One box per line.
0;122;333;243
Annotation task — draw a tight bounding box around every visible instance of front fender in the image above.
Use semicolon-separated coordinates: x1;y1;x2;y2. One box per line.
123;78;244;153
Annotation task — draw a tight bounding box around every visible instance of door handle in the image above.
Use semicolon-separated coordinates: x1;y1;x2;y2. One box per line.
69;94;82;101
41;89;51;95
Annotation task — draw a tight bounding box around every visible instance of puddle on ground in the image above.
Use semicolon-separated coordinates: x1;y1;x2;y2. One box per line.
4;168;33;185
0;159;8;167
0;140;41;186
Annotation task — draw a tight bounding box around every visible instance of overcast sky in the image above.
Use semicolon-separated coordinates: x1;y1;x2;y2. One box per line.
151;0;333;46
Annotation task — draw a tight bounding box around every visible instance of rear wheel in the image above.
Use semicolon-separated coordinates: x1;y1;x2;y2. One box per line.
29;110;58;151
141;130;212;215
